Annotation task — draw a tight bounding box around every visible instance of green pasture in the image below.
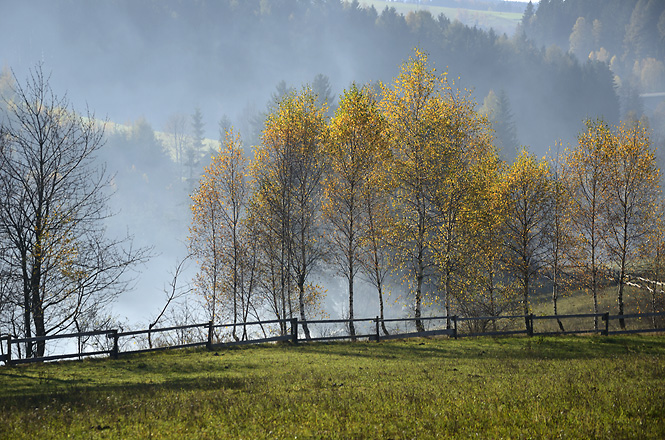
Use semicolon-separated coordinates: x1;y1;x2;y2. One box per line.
1;335;664;439
358;0;522;35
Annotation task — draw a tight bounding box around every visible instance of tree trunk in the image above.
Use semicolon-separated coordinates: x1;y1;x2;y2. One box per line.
592;266;599;331
148;323;154;349
553;280;564;332
232;280;239;342
369;216;388;336
591;224;600;331
31;292;46;357
618;268;626;330
523;275;530;334
651;281;658;329
444;270;452;330
488;268;497;332
378;283;389;336
415;260;424;333
298;219;311;339
21;257;33;358
281;240;289;336
348;270;356;340
280;269;287;336
232;295;239;342
298;281;311;340
617;225;628;330
31;237;46;357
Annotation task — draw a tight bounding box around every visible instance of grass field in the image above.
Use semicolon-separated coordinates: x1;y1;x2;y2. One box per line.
357;0;523;35
1;335;664;439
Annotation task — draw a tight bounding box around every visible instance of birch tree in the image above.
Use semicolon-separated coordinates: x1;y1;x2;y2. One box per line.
499;149;551;332
381;50;494;330
189;129;255;340
602;121;660;328
637;208;665;327
321;84;388;339
0;65;147;357
542;149;576;331
380;50;447;332
565;119;611;330
429;87;495;328
251;87;327;339
458;154;513;328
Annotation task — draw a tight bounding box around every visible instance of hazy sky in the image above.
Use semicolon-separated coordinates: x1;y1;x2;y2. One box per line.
0;0;627;334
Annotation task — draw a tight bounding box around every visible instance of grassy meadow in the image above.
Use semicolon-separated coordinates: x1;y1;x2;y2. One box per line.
1;335;664;439
357;0;523;35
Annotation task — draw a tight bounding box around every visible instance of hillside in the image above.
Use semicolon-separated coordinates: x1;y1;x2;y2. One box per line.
2;0;618;158
358;0;524;35
521;0;665;145
1;336;664;438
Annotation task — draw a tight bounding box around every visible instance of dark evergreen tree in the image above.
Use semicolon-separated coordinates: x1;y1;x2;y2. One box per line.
191;107;205;151
187;107;205;182
519;1;535;35
481;89;519;161
624;0;665;61
218;114;233;139
311;73;335;115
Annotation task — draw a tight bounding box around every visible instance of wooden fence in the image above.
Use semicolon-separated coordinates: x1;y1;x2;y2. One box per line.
1;310;663;366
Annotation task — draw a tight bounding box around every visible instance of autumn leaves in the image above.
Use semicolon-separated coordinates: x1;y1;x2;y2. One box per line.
189;51;661;336
498;121;660;331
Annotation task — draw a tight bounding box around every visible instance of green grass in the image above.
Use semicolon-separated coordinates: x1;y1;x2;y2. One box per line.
358;0;523;35
532;284;638;316
529;283;664;332
2;336;664;439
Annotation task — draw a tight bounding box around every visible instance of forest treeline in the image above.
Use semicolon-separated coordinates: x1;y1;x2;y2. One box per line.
189;51;663;341
2;0;622;157
422;0;525;13
521;0;665;141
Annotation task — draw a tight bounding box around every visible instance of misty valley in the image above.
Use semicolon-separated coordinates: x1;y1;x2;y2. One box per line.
1;0;665;359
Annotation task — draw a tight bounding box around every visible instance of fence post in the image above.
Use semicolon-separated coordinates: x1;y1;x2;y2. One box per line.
111;330;119;360
452;316;458;339
6;335;11;366
602;313;609;336
207;321;214;350
528;314;534;337
290;318;298;344
375;316;380;342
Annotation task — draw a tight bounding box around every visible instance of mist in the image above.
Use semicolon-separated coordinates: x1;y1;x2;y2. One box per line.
2;0;659;329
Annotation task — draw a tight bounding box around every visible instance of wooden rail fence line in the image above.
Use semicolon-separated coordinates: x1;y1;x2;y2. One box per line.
1;311;663;366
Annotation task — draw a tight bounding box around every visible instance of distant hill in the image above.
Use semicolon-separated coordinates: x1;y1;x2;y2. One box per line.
2;0;618;158
358;0;525;35
520;0;665;145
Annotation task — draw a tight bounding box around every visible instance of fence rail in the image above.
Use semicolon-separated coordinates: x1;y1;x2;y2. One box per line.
1;311;664;366
1;331;119;365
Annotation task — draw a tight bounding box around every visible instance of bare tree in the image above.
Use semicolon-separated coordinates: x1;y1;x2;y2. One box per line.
542;150;576;332
164;113;189;181
0;64;148;357
148;254;193;349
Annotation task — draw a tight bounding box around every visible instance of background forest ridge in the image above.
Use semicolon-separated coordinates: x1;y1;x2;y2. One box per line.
0;0;664;360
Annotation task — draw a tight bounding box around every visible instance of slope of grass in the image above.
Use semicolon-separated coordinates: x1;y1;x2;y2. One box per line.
358;0;523;35
1;336;664;439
